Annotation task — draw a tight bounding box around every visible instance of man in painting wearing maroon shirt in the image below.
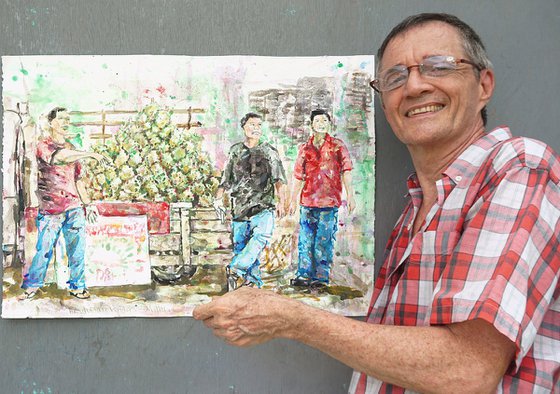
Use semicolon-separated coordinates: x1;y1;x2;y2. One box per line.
289;109;356;288
20;107;106;300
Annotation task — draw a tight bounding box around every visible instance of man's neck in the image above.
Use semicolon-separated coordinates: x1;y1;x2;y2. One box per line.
51;131;66;145
312;132;327;147
244;137;260;148
408;125;485;236
409;125;485;186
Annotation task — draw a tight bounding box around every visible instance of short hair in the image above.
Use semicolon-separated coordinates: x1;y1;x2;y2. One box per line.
240;112;262;128
47;107;68;123
310;109;332;123
377;13;493;125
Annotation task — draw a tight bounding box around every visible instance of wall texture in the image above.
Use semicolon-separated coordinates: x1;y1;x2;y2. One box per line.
1;1;559;393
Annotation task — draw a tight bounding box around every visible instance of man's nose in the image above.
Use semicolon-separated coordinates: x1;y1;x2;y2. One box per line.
403;67;432;95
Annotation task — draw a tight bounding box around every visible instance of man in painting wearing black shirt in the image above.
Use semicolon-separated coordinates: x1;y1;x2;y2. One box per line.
214;113;287;290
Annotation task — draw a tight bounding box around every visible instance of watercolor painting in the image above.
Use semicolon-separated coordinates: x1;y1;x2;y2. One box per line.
2;55;375;318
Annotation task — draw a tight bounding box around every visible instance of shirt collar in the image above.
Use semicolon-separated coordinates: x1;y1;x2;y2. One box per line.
404;126;513;199
307;133;332;147
44;135;65;148
442;126;513;187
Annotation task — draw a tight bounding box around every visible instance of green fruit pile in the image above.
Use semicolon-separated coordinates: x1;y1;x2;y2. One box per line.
85;104;219;206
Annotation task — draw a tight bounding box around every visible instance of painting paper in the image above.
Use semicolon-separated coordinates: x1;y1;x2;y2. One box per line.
2;55;375;318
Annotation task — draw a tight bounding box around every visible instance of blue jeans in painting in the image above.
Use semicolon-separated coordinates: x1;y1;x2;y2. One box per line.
229;209;274;287
296;206;339;284
22;207;87;291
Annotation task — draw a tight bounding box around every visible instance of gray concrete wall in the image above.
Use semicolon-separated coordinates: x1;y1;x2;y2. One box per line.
1;1;559;393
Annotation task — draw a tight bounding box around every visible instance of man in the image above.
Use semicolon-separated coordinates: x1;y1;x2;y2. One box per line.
289;109;355;288
20;107;107;300
214;112;287;290
195;13;559;393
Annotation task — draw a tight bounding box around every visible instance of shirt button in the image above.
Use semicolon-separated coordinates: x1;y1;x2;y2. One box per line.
455;176;462;182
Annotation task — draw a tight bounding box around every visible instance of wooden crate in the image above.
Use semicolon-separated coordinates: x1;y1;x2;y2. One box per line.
151;206;291;271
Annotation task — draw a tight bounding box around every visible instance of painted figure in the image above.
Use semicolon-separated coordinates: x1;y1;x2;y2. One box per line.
289;109;355;288
214;113;287;290
195;13;560;393
20;107;107;300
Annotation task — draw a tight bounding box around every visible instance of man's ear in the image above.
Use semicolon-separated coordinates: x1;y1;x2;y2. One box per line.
479;68;495;107
379;93;386;110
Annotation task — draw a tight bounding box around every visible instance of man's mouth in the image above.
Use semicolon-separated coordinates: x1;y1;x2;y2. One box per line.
406;105;444;117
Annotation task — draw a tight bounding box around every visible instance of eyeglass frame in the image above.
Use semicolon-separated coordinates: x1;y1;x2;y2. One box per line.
369;55;482;93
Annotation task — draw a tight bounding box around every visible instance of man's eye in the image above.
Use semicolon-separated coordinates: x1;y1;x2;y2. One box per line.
384;71;406;85
425;62;455;75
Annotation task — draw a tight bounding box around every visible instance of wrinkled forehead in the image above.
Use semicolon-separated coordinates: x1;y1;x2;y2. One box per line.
379;21;464;69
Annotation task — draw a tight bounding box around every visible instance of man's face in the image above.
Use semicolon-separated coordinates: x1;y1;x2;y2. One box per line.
50;111;72;139
311;114;331;134
243;117;262;140
379;22;494;148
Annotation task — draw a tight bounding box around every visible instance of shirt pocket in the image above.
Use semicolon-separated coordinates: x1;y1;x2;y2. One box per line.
406;230;462;281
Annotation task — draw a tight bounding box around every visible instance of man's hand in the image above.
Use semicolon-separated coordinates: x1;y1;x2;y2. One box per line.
288;179;303;216
85;204;99;224
193;287;299;347
288;197;299;216
276;200;287;219
347;195;356;213
213;198;227;223
91;152;111;166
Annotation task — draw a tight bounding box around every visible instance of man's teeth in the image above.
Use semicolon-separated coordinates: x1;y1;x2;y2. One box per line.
407;105;443;116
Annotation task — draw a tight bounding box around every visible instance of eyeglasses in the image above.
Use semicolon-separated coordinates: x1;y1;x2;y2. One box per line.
369;55;482;92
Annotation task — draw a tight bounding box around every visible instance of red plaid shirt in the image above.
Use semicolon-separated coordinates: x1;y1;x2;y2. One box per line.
350;127;560;393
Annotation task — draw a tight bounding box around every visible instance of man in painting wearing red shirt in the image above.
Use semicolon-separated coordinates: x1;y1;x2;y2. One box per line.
289;109;355;288
20;107;106;300
195;13;559;393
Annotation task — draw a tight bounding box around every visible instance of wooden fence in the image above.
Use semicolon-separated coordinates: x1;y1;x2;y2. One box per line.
69;107;205;143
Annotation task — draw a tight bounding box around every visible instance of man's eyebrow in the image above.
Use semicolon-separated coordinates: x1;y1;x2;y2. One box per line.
381;53;448;69
380;61;406;71
423;53;448;59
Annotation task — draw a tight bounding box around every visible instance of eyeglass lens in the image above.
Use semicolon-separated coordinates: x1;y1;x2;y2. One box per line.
375;56;463;92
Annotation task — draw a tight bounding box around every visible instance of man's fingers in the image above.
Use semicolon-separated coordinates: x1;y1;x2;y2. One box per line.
226;334;270;348
205;317;233;330
193;303;213;320
214;327;245;343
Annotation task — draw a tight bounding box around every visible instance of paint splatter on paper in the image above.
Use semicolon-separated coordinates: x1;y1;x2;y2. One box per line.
2;55;375;318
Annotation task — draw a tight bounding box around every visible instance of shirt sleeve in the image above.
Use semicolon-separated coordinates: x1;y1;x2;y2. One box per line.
269;146;287;184
219;147;235;190
293;144;306;181
338;140;353;172
430;166;560;371
75;161;83;180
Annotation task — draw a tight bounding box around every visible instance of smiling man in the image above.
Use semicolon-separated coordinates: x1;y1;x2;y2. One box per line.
214;112;287;290
289;109;355;288
20;107;107;300
195;14;560;393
